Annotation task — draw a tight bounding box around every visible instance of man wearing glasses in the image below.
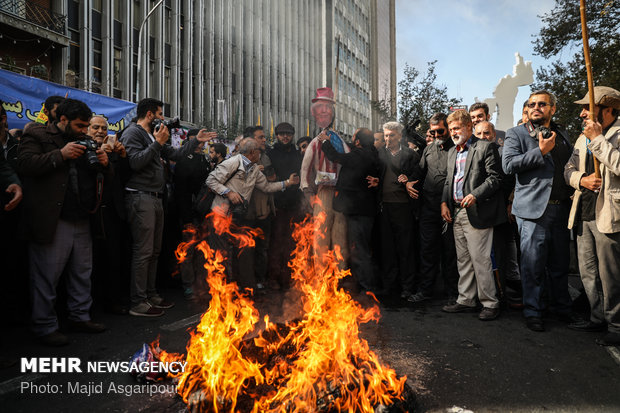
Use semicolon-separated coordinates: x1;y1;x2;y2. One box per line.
408;113;459;304
503;90;574;332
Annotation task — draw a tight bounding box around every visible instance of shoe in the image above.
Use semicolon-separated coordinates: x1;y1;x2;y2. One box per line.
408;292;431;304
442;302;477;313
479;307;500;321
69;320;107;333
400;290;413;300
567;320;607;332
595;332;620;346
148;296;175;309
526;316;545;332
129;302;165;317
39;331;69;347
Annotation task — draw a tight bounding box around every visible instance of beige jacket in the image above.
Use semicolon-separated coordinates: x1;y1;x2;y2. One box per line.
206;154;284;216
566;118;620;233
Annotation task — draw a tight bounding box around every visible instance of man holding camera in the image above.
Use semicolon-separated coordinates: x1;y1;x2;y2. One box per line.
122;98;215;317
503;90;574;332
18;98;108;346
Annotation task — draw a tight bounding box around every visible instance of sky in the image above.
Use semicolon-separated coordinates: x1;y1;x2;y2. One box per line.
395;0;558;126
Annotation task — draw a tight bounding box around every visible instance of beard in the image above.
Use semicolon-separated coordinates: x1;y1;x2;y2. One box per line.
451;133;469;147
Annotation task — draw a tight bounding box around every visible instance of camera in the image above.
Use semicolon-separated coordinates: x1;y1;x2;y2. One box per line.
153;116;181;132
74;138;101;167
230;197;249;219
527;122;552;140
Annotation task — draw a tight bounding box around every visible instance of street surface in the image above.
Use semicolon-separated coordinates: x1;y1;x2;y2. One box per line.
1;277;619;413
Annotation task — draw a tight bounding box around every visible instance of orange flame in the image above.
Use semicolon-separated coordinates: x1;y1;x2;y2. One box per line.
164;210;406;412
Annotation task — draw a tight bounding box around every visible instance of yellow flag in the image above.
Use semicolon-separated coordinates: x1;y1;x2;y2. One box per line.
35;103;48;124
270;114;274;138
257;114;261;126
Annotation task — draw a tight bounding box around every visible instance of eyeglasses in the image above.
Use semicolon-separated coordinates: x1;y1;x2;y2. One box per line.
429;129;445;135
527;101;550;109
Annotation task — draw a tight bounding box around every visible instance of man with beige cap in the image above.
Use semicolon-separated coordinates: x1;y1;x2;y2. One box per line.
564;86;620;346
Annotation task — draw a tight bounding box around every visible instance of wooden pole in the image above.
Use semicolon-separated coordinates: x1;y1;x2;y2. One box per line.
580;0;601;178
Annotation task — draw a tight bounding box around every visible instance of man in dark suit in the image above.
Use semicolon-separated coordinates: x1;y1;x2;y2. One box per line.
503;90;574;332
377;121;422;299
319;127;380;293
409;113;459;304
440;110;505;321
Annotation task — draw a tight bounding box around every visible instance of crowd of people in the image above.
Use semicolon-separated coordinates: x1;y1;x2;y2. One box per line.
1;85;619;349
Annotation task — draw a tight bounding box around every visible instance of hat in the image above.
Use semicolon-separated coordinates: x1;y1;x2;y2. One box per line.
311;87;336;104
275;122;295;135
574;86;620;109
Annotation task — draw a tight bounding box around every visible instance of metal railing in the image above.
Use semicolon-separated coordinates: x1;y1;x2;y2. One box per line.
0;0;66;34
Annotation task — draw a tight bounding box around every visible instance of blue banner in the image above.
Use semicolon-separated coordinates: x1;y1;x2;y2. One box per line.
0;68;136;132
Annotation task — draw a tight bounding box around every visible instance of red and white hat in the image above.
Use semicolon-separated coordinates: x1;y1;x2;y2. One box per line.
311;87;335;104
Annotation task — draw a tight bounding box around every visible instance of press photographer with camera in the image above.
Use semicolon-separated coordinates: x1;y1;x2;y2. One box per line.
18;98;109;346
121;98;215;317
503;90;574;332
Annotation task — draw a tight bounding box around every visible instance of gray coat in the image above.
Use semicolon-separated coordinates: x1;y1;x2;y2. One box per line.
502;123;572;220
121;122;200;193
442;136;505;229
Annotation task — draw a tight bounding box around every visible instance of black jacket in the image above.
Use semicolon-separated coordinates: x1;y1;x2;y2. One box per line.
266;142;303;210
321;141;380;216
419;138;454;209
378;145;422;212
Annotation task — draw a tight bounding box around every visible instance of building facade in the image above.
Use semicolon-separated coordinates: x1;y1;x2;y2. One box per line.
1;0;395;137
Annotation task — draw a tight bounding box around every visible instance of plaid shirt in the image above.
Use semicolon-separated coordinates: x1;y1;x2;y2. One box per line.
453;141;470;203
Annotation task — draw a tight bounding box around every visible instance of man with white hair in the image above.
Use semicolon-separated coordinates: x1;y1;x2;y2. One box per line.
441;110;505;321
377;121;422;299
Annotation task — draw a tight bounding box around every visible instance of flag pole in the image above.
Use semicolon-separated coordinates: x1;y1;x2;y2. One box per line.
579;0;600;178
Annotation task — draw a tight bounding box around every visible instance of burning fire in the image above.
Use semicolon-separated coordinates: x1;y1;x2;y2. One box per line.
159;210;407;412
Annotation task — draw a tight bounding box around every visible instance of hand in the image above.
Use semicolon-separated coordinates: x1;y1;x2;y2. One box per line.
257;164;265;172
96;149;109;167
4;183;22;211
226;191;243;205
583;119;603;140
154;123;170;145
441;202;452;223
460;193;476;208
397;174;408;183
60;142;86;160
287;173;300;186
405;180;419;199
538;130;556;156
580;173;602;192
196;130;218;142
366;175;379;188
114;141;127;158
317;130;329;143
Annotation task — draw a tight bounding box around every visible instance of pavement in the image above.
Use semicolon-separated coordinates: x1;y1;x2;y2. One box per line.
1;281;619;413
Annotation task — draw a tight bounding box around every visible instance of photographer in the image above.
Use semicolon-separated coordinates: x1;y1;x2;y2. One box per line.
18;98;108;346
121;98;214;317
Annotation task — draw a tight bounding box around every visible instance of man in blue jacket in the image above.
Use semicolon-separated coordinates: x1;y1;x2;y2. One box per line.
502;90;574;332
